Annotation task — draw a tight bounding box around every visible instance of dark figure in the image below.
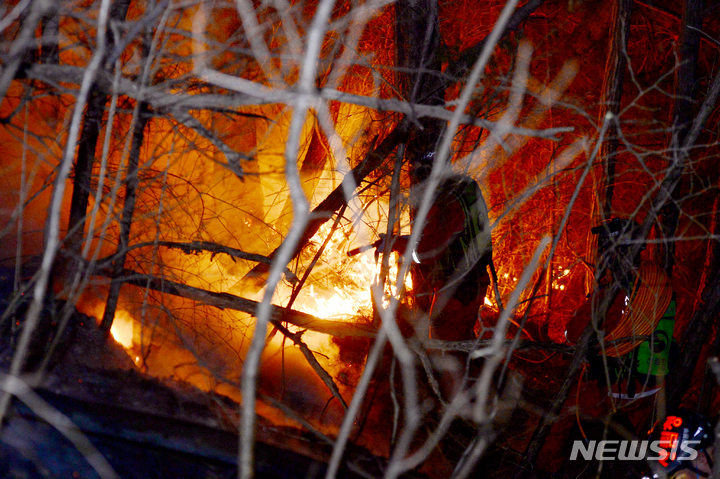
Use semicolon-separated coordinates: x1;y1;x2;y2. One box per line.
537;218;677;474
387;151;493;342
351;153;494;475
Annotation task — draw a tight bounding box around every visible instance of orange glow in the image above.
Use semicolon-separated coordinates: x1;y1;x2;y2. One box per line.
109;311;134;349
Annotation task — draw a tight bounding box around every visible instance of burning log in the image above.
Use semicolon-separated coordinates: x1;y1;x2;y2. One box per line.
103;268;377;339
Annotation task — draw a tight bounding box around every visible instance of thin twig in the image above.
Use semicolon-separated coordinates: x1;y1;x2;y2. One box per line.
270;322;348;410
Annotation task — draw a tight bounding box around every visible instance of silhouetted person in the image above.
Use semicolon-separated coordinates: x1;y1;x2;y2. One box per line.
537;218;677;474
387;151;493;342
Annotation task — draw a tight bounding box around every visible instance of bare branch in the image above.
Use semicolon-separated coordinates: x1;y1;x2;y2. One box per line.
98;268;376;338
271;321;348;410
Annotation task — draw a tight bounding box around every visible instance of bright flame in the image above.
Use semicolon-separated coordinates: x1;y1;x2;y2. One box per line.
301;283;370;320
287;219;413;322
110;311;134;349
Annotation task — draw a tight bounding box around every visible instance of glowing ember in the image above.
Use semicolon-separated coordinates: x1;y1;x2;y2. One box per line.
552;265;571;290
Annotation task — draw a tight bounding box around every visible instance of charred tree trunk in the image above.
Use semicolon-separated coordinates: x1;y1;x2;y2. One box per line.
66;88;107;257
100;104;150;331
395;0;442;179
64;0;131;274
659;0;703;274
599;0;633;218
395;0;443;108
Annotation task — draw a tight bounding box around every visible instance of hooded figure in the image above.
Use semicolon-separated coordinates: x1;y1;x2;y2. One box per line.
390;151;493;341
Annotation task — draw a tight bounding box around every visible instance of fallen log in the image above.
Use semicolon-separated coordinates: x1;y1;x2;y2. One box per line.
110;269;377;338
97;268;582;353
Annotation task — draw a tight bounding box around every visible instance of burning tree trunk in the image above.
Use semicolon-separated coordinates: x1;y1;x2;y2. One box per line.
65;0;131;276
99;103;150;331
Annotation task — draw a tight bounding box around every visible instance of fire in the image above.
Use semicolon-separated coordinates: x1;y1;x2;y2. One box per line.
276;212;413;324
302;283;368;319
90;195;411;442
552;265;572;291
110;311;134;349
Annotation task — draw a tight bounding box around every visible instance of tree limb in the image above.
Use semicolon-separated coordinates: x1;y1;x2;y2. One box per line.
101;268;377;338
240;118;411;288
445;0;548;80
21;64;572;140
108;241;297;282
271;321;348;410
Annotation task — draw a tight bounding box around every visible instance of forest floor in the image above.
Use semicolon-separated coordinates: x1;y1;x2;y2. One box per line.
0;296;642;479
0;304;394;479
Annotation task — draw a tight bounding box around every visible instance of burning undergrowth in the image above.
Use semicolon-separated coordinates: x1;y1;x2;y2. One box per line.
63;202;409;453
3;0;720;477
